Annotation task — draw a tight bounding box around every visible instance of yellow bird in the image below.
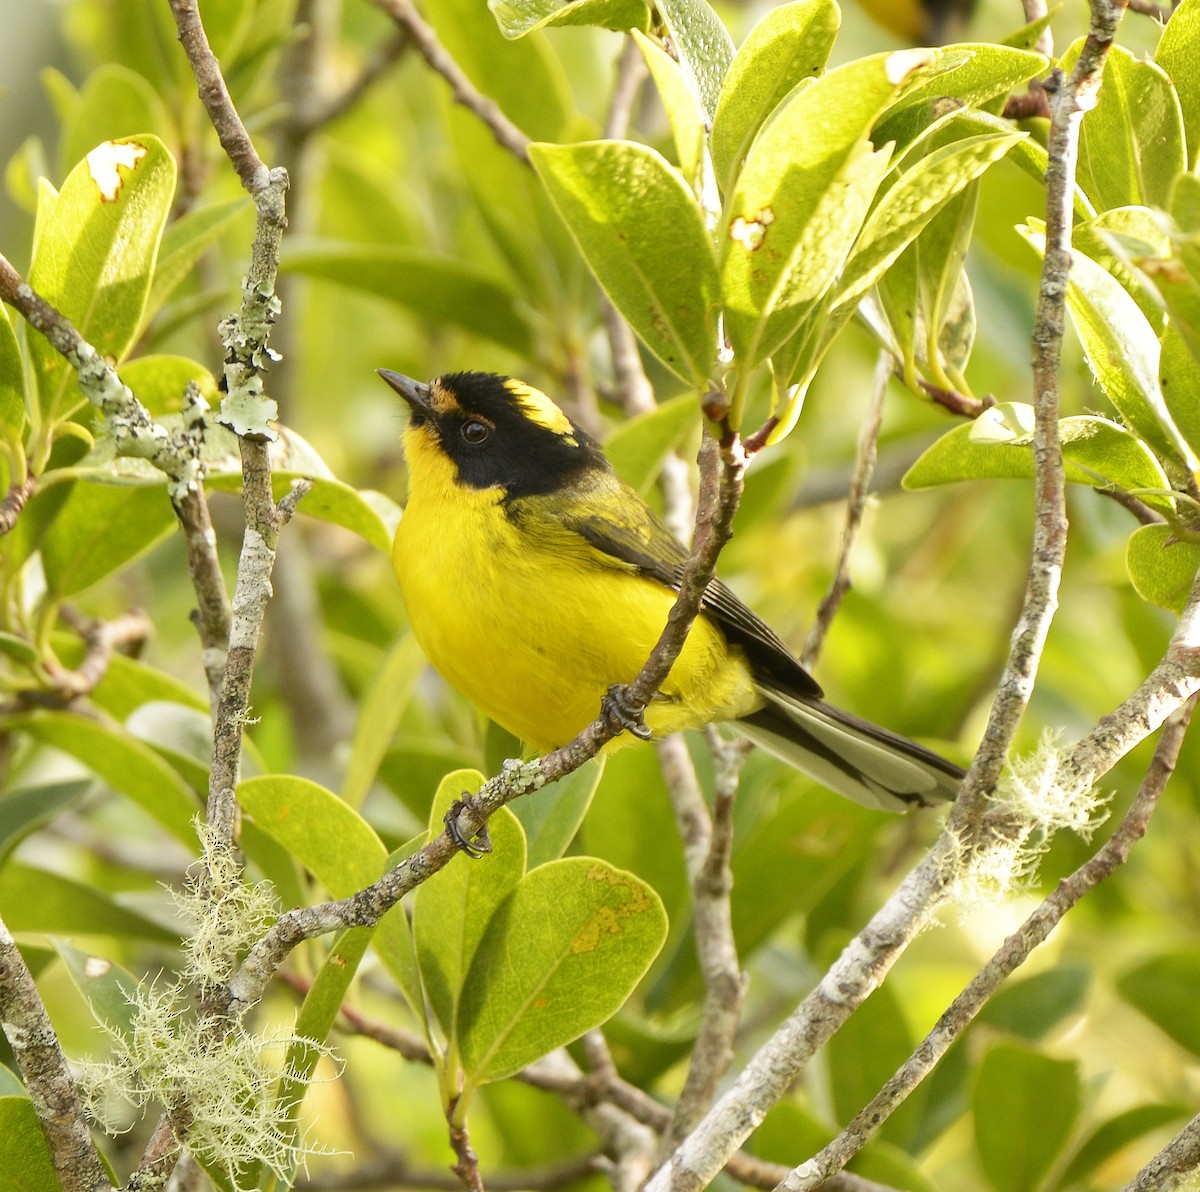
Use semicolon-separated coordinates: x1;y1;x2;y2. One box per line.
382;370;963;813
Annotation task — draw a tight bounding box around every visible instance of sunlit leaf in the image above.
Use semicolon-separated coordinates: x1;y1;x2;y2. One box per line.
710;0;840;193
1155;0;1200;163
489;0;649;38
531;140;719;386
633;31;706;191
1126;525;1200;613
655;0;734;123
458;857;667;1083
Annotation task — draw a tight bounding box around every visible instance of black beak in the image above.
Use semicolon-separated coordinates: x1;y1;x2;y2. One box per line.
377;369;434;416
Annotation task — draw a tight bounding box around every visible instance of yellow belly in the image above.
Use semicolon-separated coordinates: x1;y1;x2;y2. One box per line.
393;480;758;751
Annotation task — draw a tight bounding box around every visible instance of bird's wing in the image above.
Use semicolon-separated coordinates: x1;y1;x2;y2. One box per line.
507;475;822;699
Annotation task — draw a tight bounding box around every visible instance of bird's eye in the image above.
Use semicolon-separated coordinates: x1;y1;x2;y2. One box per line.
461;420;490;445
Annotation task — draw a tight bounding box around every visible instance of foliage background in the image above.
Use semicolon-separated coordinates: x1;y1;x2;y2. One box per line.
0;1;1198;1190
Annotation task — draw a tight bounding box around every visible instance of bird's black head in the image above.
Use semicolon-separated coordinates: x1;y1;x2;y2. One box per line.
379;369;608;498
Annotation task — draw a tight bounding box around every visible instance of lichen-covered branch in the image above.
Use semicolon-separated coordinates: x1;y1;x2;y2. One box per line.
0;915;112;1192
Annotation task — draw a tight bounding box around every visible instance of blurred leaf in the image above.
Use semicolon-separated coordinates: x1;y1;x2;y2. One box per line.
8;710;199;845
39;481;176;596
281;241;535;356
973;1044;1080;1192
458;857;668;1083
142;198;247;334
489;0;649;37
1160;328;1200;457
603;393;697;496
1056;1102;1192;1190
1156;0;1200;163
1126;524;1200;614
1073;45;1185;212
0;1097;62;1191
655;0;735;123
0;302;25;439
633;32;706;190
827;980;922;1147
837;127;1022;309
28;135;176;420
0;861;178;941
721;51;932;366
117;355;218;416
58;64;168;182
1118;949;1200;1055
414;776;525;1041
710;0;839;194
978;964;1091;1041
60;646;207;718
53;941;141;1039
342;635;427;809
1021;225;1193;471
510;757;604;868
904;406;1172;512
531;140;719;386
0;780;92;865
1074;204;1171;333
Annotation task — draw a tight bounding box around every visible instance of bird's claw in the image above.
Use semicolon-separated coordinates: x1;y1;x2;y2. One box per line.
601;684;652;740
444;796;492;859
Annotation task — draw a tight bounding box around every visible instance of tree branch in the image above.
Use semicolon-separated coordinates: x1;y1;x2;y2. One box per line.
0;915;112;1192
369;0;532;163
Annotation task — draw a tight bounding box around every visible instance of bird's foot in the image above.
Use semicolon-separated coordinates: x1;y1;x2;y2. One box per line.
601;684;652;741
444;795;492;859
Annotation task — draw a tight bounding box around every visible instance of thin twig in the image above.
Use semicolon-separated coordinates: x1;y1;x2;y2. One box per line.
801;350;890;668
604;36;648;140
1124;1107;1200;1190
780;697;1196;1190
0;915;112;1192
45;608;152;700
0;475;34;535
369;0;531;163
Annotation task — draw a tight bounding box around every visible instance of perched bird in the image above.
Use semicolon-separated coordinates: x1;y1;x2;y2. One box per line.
382;369;964;813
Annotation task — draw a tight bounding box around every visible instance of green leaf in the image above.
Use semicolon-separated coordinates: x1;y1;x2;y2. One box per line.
239;775;386;896
1074;45;1186;212
117;355;218;416
28;135;176;421
531;140;719;386
721;50;933;366
39;481;176;596
0;780;91;865
1156;0;1200;164
0;861;178;941
1057;1103;1192;1190
836;127;1023;309
654;0;735;124
603;393;697;495
58;64;169;183
458;856;667;1084
341;635;427;809
0;302;25;439
8;710;199;845
281;241;535;357
510;757;604;868
414;775;525;1041
1119;950;1200;1056
710;0;840;194
978;964;1091;1041
53;941;142;1039
1020;224;1194;470
1160;327;1200;457
0;1097;63;1192
633;31;706;191
1127;525;1200;613
142;198;248;334
973;1044;1081;1192
489;0;649;37
904;405;1173;512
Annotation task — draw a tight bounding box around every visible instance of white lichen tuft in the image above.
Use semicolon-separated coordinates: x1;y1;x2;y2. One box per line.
176;817;280;988
77;979;337;1189
948;732;1109;910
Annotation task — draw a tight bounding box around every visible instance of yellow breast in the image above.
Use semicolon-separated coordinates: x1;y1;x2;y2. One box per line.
392;428;758;751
